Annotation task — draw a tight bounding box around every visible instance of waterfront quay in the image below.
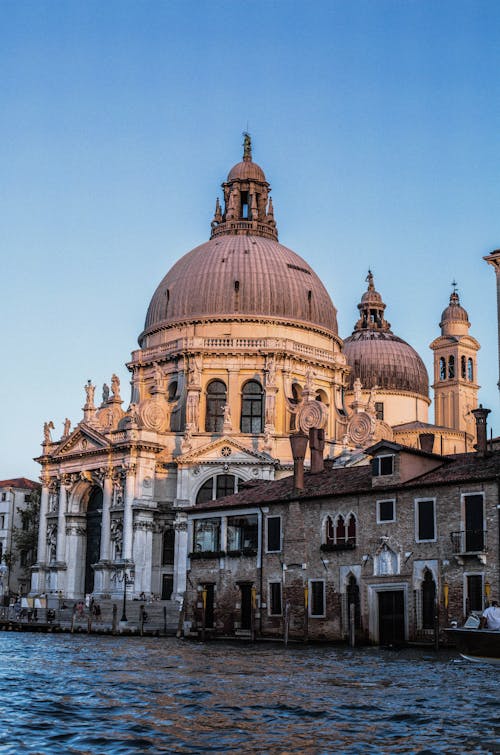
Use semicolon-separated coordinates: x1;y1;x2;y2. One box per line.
0;599;179;636
0;633;498;755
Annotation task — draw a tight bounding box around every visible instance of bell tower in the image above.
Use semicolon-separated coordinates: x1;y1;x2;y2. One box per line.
430;285;480;439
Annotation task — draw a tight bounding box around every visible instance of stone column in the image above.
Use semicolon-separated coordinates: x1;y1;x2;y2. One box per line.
484;250;500;393
37;478;50;566
122;466;136;561
100;472;113;561
173;514;188;598
132;514;154;595
56;482;67;563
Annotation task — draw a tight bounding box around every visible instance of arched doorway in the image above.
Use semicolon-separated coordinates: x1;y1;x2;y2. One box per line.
85;487;102;595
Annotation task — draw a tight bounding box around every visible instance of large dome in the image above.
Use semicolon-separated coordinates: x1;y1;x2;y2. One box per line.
343;272;429;396
141;234;338;342
343;331;429;395
140;137;338;345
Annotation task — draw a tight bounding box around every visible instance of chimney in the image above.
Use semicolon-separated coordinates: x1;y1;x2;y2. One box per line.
419;433;435;454
471;405;491;454
289;432;309;492
309;427;325;473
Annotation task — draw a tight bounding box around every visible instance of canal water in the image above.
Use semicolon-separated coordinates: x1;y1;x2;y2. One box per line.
0;635;498;754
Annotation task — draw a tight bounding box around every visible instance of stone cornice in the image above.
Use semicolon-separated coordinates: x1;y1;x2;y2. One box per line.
136;316;341;354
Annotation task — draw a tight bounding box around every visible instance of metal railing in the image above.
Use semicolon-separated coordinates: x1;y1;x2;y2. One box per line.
450;529;487;554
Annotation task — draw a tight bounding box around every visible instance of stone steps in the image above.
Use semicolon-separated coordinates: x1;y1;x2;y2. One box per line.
1;600;181;635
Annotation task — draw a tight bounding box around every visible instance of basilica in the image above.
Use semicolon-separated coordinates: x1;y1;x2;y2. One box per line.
32;136;480;603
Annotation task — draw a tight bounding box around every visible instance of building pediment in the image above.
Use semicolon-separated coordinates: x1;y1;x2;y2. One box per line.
51;423;111;457
176;436;276;466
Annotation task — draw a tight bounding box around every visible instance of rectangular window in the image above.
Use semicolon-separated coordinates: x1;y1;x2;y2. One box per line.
377;499;395;523
374;402;384;421
269;581;282;616
0;515;4;529
372;455;394;477
193;518;221;553
1;493;5;501
266;516;281;552
24;494;31;503
463;494;485;552
227;515;258;552
309;580;325;617
416;499;436;541
467;574;483;612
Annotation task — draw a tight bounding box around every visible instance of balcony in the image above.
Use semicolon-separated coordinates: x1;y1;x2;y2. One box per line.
450;530;487;555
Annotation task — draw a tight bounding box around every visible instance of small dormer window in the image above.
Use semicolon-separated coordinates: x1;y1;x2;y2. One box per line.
372;454;394;477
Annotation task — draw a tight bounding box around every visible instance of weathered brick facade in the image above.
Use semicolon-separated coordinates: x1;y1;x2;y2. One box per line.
182;441;499;645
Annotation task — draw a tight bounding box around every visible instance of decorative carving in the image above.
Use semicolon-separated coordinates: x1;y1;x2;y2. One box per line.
62;418;71;437
266;356;277;388
347;411;375;447
174;519;188;533
187;355;202;388
181;425;193;453
102;383;110;404
353;378;363;405
84;380;96;409
46;524;57;561
110;519;123;558
264;391;276;427
43;421;54;444
186;391;200;428
223;404;232;431
65;523;86;537
111;373;121;400
298;400;328;433
138;396;169;432
221;445;232;457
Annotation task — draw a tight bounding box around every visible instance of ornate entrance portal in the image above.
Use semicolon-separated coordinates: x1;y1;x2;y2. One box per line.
85;487;103;595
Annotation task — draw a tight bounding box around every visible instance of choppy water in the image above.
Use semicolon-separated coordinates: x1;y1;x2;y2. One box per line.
0;635;498;754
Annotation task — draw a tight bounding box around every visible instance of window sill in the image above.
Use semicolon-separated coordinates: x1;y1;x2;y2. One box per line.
320;542;356;552
189;550;226;560
226;548;258;558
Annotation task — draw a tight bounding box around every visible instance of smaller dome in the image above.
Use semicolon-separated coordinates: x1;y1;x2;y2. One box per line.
440;291;469;326
227;160;267;183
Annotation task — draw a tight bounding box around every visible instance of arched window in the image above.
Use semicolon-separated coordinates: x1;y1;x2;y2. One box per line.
468;358;473;382
240;380;264;434
439;357;446;381
347;514;357;545
168;381;178;401
336;515;346;543
196;474;243;505
461;356;467;380
448;355;455;379
205;380;227;432
422;570;436;629
324;516;334;545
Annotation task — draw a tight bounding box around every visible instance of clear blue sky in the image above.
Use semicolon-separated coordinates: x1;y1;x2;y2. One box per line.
2;1;500;480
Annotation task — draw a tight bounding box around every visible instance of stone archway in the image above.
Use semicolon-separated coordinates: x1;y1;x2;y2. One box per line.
85;487;103;595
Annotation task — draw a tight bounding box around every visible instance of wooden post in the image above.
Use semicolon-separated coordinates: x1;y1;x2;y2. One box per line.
163;605;167;635
304;584;309;643
201;588;207;642
112;603;117;634
349;603;355;647
284;600;290;647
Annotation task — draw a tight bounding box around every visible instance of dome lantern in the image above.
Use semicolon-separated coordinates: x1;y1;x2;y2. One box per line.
343;272;429;396
210;133;278;242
